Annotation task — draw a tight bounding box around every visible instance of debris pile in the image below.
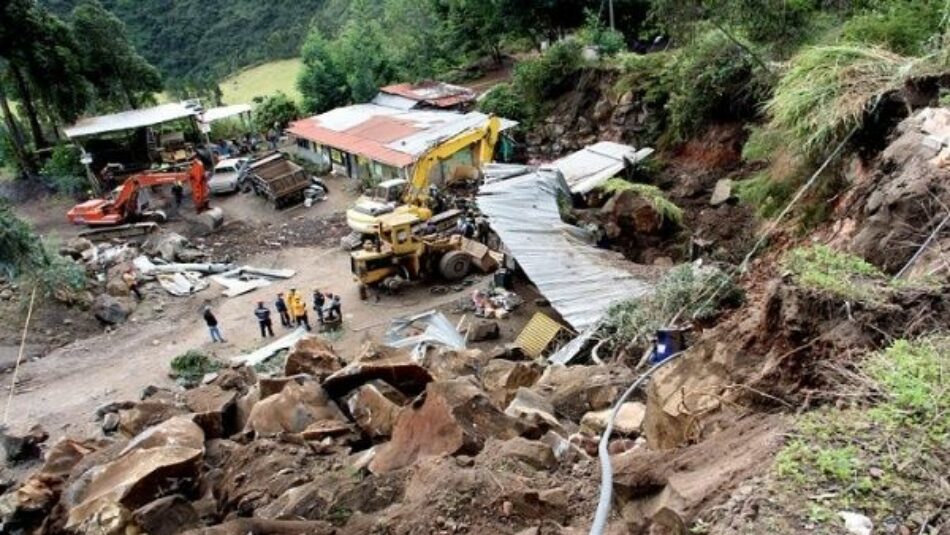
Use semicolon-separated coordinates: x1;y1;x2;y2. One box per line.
0;329;666;534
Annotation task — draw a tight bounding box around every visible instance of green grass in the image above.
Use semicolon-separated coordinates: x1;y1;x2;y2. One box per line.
602;178;684;225
220;58;303;105
766;335;949;531
783;244;890;303
170;350;221;386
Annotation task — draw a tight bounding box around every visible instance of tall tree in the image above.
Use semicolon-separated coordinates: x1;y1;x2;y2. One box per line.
0;64;36;176
439;0;507;64
330;0;396;103
382;0;455;80
70;0;162;110
297;28;349;114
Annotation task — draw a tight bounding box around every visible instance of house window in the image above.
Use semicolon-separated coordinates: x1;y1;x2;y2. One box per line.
330;149;344;165
295;137;310;150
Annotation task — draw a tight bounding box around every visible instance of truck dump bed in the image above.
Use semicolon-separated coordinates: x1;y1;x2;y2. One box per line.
246;152;311;208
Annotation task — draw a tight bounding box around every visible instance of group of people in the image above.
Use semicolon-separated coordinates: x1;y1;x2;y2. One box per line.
254;288;343;339
201;288;344;343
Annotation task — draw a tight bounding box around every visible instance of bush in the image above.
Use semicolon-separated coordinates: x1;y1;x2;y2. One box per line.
254;92;300;131
741;125;784;163
783;244;889;302
841;0;945;56
603;263;742;346
209;118;247;142
578;11;626;57
514;40;584;106
170;350;220;387
666;29;771;142
40;144;89;197
478;83;530;124
0;201;86;299
602;178;683;225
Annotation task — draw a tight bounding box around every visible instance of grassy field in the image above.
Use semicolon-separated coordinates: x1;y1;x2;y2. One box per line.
220;58;303;105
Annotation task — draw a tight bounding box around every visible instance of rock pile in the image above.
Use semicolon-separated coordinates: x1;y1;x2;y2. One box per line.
0;335;652;534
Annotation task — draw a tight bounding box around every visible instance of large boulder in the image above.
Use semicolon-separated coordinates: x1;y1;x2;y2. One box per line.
244;376;347;436
580;402;646;437
181;519;335;535
183;385;238;439
117;401;188;438
344;384;403;439
504;387;565;435
532;365;634;422
64;417;205;529
0;425;48;463
145;232;189;263
480;360;543;408
282;337;343;380
323;357;433;399
369;379;524;474
92;294;132;325
132;495;201;535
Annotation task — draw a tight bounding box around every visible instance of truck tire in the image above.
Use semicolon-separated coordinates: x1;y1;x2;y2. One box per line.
438;251;471;281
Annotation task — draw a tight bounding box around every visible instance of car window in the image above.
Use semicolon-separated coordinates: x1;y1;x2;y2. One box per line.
216;165;235;174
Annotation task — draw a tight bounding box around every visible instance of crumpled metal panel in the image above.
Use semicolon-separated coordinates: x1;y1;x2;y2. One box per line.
547;141;654;194
478;165;654;332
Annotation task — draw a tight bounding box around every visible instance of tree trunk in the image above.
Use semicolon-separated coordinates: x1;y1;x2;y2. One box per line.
0;80;37;177
9;63;47;148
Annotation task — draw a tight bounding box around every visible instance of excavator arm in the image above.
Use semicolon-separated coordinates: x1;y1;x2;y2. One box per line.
405;115;502;206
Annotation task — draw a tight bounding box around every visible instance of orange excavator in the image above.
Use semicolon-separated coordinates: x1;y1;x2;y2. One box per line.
67;160;210;227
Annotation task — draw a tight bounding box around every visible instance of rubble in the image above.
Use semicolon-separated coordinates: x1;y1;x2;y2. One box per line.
244;376;347;436
344;384;403;439
579;402;646;437
132;494;201;535
480;359;543;407
282;336;342;379
0;425;48;463
92;294;132;324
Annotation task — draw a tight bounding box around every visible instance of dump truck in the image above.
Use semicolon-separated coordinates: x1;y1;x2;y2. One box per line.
350;212;474;296
345;115;502;234
245;152;312;208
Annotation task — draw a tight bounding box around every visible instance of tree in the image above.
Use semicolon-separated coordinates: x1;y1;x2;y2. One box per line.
439;0;508;64
382;0;456;80
70;0;162;110
330;0;396;103
297;28;349;113
254;93;300;131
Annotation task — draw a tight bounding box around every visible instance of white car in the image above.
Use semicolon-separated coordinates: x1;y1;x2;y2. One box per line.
208;158;249;194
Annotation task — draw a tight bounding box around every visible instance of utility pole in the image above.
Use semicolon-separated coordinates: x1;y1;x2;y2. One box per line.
609;0;615;30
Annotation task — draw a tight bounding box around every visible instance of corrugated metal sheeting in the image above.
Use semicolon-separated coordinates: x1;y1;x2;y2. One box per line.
550;141;655;194
64;103;198;138
478;164;654;332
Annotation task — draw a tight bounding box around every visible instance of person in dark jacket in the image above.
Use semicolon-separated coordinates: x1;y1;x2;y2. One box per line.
203;305;225;343
275;293;292;327
254;301;274;338
326;293;342;322
313;289;326;325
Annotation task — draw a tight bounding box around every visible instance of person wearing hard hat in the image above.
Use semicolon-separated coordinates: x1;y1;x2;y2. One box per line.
287;288;311;331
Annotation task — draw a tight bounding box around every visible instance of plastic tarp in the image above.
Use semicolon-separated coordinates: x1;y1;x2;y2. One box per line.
64;103;197;138
477;165;654;332
547;141;654;194
384;310;466;361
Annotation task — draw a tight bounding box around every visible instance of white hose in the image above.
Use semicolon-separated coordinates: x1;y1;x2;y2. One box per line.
589;351;686;535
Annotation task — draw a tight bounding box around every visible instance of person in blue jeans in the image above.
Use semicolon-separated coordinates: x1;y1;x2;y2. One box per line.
203;305;225;343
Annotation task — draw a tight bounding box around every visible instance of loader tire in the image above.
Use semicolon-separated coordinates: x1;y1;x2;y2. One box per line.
438;251;471;281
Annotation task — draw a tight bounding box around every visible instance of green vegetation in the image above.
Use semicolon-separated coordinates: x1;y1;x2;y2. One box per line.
841;0;946;56
604;263;742;346
170;350;221;387
40;144;88;197
0;201;86;300
772;335;948;530
253;93;301;131
219;59;303;105
602;178;684;225
766;44;944;159
783;244;891;303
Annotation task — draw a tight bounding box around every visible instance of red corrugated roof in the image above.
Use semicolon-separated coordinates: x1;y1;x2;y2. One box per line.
345;115;419;143
380;82;475;109
288;118;417;168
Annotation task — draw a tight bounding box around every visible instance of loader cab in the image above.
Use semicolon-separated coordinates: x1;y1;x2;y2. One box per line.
376;212;422;255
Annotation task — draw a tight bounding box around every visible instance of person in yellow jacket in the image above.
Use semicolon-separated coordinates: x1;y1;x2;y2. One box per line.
286;288;311;331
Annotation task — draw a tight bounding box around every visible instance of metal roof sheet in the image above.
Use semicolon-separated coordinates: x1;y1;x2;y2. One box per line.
546;141;654;194
201;104;252;123
380;82;476;108
477;164;657;332
64;102;198;138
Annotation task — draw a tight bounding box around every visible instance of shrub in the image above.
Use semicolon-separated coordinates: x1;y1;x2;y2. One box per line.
615;51;676;141
603;263;742;346
254;92;300;131
578;11;627;57
478;83;531;124
783;244;888;302
170;350;220;387
40;144;89;197
601;178;683;225
0;201;86;299
666;29;772;142
841;0;945;56
514;40;584;106
209;118;247;142
741;125;784;163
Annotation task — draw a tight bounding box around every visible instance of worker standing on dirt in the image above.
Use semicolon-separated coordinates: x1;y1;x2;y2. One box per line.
253;301;274;338
326;293;342;323
312;290;326;325
288;288;311;331
171;180;184;208
275;293;292;328
203;305;225;343
122;268;143;301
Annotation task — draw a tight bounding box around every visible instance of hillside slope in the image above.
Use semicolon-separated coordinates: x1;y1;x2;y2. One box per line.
42;0;327;79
